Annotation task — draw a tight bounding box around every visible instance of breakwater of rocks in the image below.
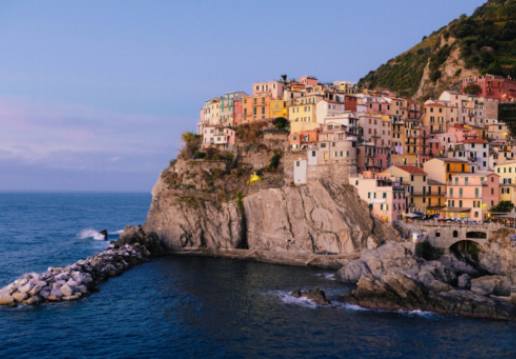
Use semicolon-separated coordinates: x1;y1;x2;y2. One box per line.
0;226;163;306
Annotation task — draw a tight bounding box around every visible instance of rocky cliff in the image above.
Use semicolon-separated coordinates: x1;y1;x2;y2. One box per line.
144;155;397;268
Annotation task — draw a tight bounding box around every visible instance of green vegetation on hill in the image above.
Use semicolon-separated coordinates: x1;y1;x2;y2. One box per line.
358;0;516;98
450;0;516;77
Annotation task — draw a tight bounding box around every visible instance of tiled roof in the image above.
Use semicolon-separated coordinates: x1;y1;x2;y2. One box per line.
395;165;426;175
461;138;486;144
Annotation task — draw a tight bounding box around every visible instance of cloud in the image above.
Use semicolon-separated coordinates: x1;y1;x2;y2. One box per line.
0;96;186;172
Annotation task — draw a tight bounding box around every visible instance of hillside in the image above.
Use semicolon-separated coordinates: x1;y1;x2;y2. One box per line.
358;0;516;99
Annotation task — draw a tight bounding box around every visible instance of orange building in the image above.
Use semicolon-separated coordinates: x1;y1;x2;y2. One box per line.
242;95;271;123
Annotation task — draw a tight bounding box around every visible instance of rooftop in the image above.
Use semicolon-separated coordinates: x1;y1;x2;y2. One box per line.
394;165;426;175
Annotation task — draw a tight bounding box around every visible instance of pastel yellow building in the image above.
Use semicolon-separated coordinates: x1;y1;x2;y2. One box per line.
269;99;288;119
289;96;319;133
381;165;428;213
495;160;516;203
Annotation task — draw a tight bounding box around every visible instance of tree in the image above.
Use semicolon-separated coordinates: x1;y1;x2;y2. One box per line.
463;83;482;96
280;74;288;84
180;132;202;159
491;201;514;213
272;117;289;131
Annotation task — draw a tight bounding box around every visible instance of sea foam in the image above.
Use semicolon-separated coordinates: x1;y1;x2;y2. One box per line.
78;229;106;241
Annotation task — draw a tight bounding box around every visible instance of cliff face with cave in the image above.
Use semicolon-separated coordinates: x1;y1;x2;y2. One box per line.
144;128;397;267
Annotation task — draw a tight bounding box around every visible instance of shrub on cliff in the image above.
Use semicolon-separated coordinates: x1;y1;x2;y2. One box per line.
268;152;282;172
235;123;266;143
179;132;202;159
272;117;290;132
463;83;482;96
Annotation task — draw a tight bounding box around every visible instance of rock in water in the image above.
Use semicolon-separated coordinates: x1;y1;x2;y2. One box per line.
0;288;14;306
291;288;331;305
99;229;108;240
338;241;516;320
0;228;165;306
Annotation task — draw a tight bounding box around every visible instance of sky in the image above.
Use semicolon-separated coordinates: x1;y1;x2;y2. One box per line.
0;0;486;192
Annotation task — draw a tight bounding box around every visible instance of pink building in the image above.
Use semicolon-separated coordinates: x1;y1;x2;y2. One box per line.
202;126;236;150
252;80;285;100
357;144;390;173
298;75;319;87
350;173;407;223
462;75;516;101
446;172;499;221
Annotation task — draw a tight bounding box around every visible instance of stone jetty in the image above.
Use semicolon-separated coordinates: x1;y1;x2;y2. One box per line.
0;226;163;306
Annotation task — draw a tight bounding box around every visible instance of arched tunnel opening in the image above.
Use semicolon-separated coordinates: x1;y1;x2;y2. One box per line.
449;240;488;275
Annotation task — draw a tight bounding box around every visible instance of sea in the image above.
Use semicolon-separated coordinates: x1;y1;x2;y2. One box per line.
0;192;515;359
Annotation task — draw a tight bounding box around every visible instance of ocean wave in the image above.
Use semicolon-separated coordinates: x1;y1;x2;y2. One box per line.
315;272;337;281
335;302;437;318
274;290;318;309
399;309;437;319
334;302;370;312
78;229;106;241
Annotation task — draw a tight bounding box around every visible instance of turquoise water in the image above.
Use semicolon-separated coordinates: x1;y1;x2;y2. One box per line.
0;193;515;358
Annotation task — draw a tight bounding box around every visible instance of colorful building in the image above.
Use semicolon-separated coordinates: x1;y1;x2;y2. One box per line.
423;158;472;184
289;96;319;133
289;129;319;151
445;172;499;221
495;160;516;204
427;179;447;215
201;126;236;149
461;74;516;101
350;173;407;223
422;100;456;134
380;165;428;213
252;80;285;100
269;99;288;119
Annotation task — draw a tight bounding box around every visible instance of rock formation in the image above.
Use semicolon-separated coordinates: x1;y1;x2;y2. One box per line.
337;241;516;320
144;157;397;268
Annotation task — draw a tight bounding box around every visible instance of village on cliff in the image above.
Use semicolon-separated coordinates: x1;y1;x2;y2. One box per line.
197;74;516;226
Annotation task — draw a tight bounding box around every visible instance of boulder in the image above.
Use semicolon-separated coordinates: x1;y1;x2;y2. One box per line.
0;288;14;305
471;275;511;297
48;288;63;301
337;259;370;282
291;288;331;305
12;291;28;302
457;274;471;289
60;284;73;297
19;282;33;294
